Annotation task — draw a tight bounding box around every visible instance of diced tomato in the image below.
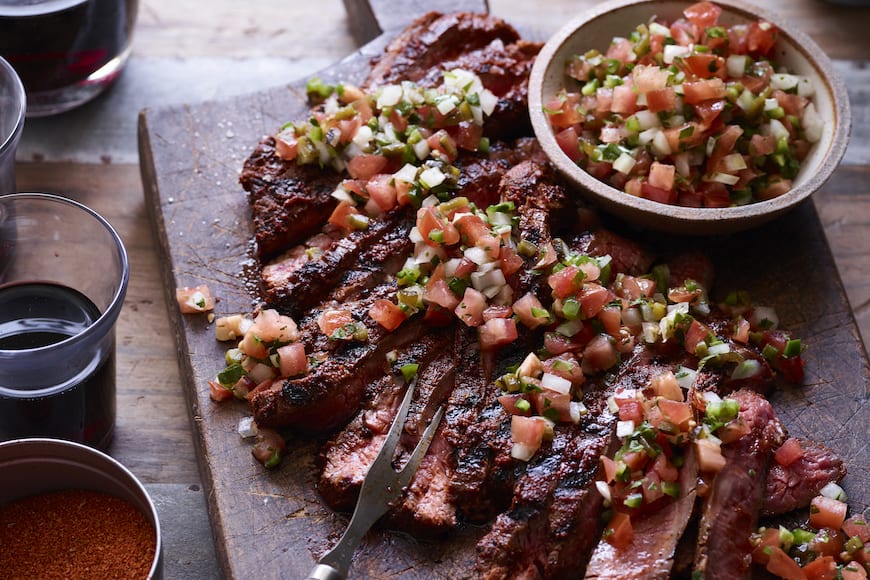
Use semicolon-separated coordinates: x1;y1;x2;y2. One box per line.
208;380;235;402
548;266;584;300
774;437;804;467
750;133;777;156
394;178;415;207
252;427;286;469
746;20;778;59
684;319;712;354
598;305;622;337
618;275;657;300
642;470;665;504
810;496;848;530
337;116;362;143
513;292;550;329
752;527;783;565
756;177;793;201
605;512;634;550
802;556;837;580
511;415;546;447
580;283;613;319
455;213;500;260
347;154;388;180
541;353;585;386
659;399;693;429
369;299;407;331
611;84;637;115
765;546;807;580
533;390;572;423
455;287;487;327
547;93;583;129
423;303;453;326
601;455;619;483
651;453;679;482
645;87;677;113
479;317;518;350
176;284;215;314
641;182;678;205
733;316;751;343
318;309;354;337
695;438;726;473
699;181;731;208
648;162;676;191
483;304;513;321
684;1;722;28
685;54;726;80
417;206;459;247
554;126;582;162
809;528;845;560
633;65;670;93
670;18;700;46
277;343;308;377
365;174;398;212
682;78;726;105
843;515;870;542
499;246;524;276
427;129;458;162
841;563;869;580
618;400;644;424
693;100;726;130
582;334;619;373
606;38;636;64
448;120;484;152
499;393;533;417
274;133;298;161
328;200;363;232
424;278;460;311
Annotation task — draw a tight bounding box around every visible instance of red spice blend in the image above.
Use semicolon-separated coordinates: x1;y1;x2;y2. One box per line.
0;489;156;579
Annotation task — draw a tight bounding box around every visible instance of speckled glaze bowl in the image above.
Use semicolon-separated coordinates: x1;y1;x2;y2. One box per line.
529;0;851;235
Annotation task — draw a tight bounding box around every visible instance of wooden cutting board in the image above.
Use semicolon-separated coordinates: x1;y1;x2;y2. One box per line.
138;1;870;577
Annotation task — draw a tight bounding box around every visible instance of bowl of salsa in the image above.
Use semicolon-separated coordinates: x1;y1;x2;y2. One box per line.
528;0;851;235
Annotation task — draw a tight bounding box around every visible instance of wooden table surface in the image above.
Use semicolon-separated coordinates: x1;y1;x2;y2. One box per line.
12;0;870;578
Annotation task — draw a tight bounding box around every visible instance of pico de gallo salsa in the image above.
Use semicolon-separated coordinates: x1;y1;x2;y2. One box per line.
545;1;824;207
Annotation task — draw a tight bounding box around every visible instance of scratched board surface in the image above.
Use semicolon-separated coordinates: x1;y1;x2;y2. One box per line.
138;0;869;577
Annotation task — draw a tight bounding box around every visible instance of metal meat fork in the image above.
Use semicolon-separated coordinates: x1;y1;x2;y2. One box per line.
305;377;445;580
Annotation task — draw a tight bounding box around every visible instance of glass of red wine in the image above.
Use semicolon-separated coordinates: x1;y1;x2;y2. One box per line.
0;193;128;448
0;0;138;116
0;55;25;193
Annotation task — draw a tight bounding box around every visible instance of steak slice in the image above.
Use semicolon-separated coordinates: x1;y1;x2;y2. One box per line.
249;282;429;432
317;331;452;512
365;12;521;90
262;208;413;317
241;137;341;259
584;447;699;580
762;438;846;516
693;389;786;579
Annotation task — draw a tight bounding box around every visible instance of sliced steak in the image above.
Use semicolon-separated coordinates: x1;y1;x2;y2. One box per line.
569;228;655;277
317;331;452;512
693;389;786;579
762;438;846;516
262;208;413;317
365;12;520;89
584;446;699;580
241;138;341;259
249;283;429;432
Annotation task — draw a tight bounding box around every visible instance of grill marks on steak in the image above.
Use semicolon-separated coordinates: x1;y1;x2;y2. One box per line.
693;389;786;579
241;138;341;259
317;331;452;513
249;282;429;432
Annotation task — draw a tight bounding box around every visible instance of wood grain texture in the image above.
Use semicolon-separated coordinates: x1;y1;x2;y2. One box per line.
136;2;870;579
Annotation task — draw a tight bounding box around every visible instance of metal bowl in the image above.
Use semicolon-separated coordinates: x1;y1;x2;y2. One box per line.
528;0;851;235
0;438;163;579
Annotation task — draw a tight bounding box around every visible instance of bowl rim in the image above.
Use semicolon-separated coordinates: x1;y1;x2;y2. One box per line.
528;0;852;229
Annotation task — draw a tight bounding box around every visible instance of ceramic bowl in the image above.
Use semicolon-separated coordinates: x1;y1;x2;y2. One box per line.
528;0;851;235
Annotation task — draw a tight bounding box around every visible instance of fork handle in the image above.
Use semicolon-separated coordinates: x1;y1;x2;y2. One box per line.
305;563;344;580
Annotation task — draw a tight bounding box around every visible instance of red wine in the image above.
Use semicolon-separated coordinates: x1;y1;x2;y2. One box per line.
0;0;138;93
0;281;115;448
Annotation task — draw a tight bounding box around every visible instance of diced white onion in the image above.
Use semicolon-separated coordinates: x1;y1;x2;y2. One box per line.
708;342;731;356
479;89;499;117
421;194;439;208
663;44;691;64
419;167;445;189
649;22;671;38
674;152;691;177
770;73;799;92
606;395;619;414
803;102;823;143
796;77;815;98
726;54;747;78
634;109;662;130
750;306;779;330
675;366;697;390
238;417;258;439
570;401;588;424
820;482;848;502
471;267;505;292
511;442;537;462
642;321;661;343
638;127;659;147
330;187;355;204
443;258;462;278
351;125;373;149
709;172;740;186
651;130;672;156
413;139;431;160
613;152;637;175
616;420;636;439
518;352;543;379
393;163;418;183
731;359;762;380
768;118;790;142
464;246;491;265
436;95;458;116
377;84;403;108
482;285;503;299
595;480;612;502
555;318;584;338
541;373;572;395
722;153;748;172
764;97;779;112
737;88;755;111
414;243;443;265
409;226;423;243
702;391;723;404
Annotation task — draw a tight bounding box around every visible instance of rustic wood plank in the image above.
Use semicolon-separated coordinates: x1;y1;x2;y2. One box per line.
343;0;488;43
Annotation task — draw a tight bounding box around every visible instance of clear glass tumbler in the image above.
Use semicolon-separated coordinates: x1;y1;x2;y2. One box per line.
0;193;129;448
0;55;25;193
0;0;139;116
